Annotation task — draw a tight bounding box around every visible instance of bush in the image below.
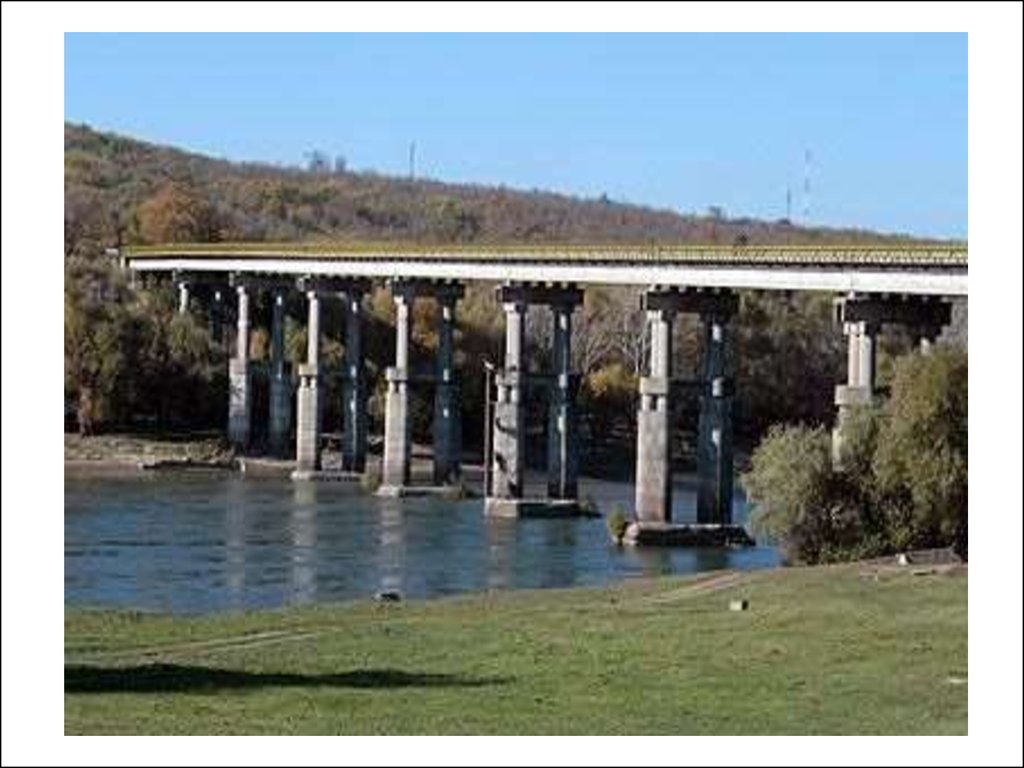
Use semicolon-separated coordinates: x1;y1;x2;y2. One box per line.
606;506;630;544
743;348;967;564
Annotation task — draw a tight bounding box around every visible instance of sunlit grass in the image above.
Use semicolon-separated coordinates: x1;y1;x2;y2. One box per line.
65;562;967;735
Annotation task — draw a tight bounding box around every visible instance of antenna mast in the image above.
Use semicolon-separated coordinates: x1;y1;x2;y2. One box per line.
803;147;813;222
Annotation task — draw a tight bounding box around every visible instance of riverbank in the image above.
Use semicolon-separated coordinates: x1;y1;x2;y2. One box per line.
64;560;967;735
64;432;234;468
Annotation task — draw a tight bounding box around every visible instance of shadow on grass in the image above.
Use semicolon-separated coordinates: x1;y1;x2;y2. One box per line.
66;664;513;694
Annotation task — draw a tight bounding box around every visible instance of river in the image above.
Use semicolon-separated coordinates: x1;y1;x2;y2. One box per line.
64;470;779;614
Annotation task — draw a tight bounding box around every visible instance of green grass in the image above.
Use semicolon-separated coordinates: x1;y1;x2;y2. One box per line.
64;563;967;735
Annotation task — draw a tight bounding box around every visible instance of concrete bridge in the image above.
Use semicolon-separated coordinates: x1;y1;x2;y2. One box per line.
122;242;967;540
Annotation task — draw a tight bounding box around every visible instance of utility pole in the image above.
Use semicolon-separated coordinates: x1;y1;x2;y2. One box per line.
409;141;416;180
482;359;495;498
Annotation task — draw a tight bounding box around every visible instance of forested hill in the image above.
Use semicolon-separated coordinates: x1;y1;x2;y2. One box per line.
65;121;932;257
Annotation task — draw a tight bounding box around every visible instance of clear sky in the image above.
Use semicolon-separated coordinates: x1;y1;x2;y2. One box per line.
65;33;966;238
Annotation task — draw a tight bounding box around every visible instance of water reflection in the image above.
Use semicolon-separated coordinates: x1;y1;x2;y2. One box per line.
290;483;318;605
224;478;248;608
485;516;518;591
378;498;405;595
64;472;780;614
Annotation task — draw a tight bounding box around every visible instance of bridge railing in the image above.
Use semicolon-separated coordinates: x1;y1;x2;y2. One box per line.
124;242;968;268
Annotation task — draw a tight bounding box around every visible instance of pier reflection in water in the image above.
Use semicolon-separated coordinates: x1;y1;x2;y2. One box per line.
65;471;779;614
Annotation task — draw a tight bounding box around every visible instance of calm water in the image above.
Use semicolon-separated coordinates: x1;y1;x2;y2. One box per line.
65;471;779;614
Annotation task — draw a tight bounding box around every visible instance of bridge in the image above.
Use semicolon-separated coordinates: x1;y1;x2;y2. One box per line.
122;242;967;542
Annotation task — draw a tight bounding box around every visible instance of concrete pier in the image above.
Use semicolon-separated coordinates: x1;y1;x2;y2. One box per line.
268;289;292;458
177;280;190;315
433;293;461;485
491;300;526;500
547;302;578;499
294;290;322;475
633;289;739;528
696;313;734;524
227;283;251;449
210;289;224;344
341;289;367;473
382;291;412;489
634;308;674;522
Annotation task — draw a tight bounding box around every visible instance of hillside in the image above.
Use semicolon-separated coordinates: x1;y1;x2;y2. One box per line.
65;122;932;258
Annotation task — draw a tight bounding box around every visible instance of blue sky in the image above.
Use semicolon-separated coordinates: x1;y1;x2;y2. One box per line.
65;33;966;238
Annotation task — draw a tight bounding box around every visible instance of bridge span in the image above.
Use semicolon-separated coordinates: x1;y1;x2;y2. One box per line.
121;242;967;541
126;243;967;296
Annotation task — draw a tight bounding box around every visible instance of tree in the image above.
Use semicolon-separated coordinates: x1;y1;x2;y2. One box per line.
873;348;968;556
64;263;133;434
137;183;219;244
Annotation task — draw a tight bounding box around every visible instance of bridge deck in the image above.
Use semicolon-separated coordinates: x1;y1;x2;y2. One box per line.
126;242;967;266
123;243;968;296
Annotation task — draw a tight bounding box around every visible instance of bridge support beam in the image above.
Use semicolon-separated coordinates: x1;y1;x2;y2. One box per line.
635;308;674;522
341;289;367;473
696;312;735;524
547;302;578;499
268;289;292;458
382;290;412;489
294;290;322;475
433;293;461;485
227;283;251;450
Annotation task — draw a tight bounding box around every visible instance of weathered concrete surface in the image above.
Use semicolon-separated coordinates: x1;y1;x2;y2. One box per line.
382;367;410;488
623;522;755;547
547;304;578;499
268;290;292;458
294;365;321;474
484;497;594;518
696;315;734;525
382;291;412;488
227;285;251;449
635;388;672;523
491;372;525;500
490;301;527;500
293;291;322;474
341;292;367;472
433;296;461;485
634;307;674;522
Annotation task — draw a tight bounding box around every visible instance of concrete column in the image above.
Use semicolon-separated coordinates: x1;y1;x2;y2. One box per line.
491;301;527;499
857;322;878;394
177;281;190;315
227;284;251;449
547;303;578;499
295;291;322;474
341;290;367;473
382;292;412;488
845;321;862;389
696;315;734;525
634;309;674;522
433;295;461;485
210;289;224;344
833;321;875;466
268;289;292;458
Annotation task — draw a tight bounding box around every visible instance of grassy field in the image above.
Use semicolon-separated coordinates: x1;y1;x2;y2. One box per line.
64;562;967;735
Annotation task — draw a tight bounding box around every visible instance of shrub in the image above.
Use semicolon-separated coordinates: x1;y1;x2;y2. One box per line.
742;348;968;564
606;506;630;544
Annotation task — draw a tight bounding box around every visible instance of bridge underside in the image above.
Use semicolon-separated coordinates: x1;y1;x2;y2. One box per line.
124;243;966;539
